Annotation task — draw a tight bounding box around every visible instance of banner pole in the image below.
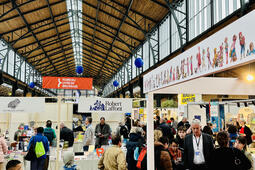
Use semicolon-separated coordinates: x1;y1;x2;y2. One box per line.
55;96;61;170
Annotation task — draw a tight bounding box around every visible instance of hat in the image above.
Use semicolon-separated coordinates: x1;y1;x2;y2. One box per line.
63;151;74;167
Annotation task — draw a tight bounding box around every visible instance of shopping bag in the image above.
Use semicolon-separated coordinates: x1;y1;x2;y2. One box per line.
24;142;36;161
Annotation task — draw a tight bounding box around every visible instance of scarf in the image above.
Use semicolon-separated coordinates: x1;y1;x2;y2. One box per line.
169;148;182;161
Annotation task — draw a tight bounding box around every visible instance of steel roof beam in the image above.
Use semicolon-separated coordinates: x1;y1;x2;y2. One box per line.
82;35;127;60
110;0;157;23
21;35;71;56
0;0;65;23
82;30;131;55
36;55;74;69
46;0;71;76
9;20;70;46
81;21;134;51
82;0;141;32
33;52;73;66
82;43;123;64
82;51;119;70
28;43;73;62
82;57;116;74
86;0;101;76
16;30;70;51
12;0;59;75
82;12;142;43
1;11;68;36
96;0;133;78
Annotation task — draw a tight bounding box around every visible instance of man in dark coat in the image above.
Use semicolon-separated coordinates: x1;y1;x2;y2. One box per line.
60;123;74;147
95;117;111;148
184;119;214;170
159;118;174;142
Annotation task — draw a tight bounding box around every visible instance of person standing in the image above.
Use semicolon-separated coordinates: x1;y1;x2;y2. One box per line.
44;120;56;170
184;119;214;170
176;126;187;150
234;136;253;170
209;131;251;170
27;127;49;170
159;118;174;142
154;136;173;170
83;117;94;151
44;120;56;146
60;123;74;147
0;128;8;170
239;119;253;145
98;135;127;170
177;117;190;129
95;117;111;148
170;117;178;130
6;160;22;170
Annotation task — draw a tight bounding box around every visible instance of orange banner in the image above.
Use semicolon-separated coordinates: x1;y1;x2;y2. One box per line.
42;76;93;90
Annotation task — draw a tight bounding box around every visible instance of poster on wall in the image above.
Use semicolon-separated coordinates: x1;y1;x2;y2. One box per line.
211;116;220;132
0;97;45;113
78;97;132;113
210;101;219;117
144;10;255;93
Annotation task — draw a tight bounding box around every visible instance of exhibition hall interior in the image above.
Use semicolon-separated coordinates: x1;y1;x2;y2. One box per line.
0;0;255;170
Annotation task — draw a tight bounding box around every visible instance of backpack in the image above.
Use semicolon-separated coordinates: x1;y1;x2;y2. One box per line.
136;146;147;169
35;140;45;158
44;128;54;144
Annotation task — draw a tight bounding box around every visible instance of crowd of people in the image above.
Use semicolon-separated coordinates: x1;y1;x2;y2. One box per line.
0;115;254;170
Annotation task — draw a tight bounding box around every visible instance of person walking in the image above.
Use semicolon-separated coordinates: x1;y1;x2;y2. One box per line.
0;128;8;170
184;119;214;170
44;120;56;146
60;123;74;147
27;127;49;170
95;117;111;148
159;118;174;142
154;136;173;170
83;117;94;151
177;117;190;129
209;131;251;170
98;135;127;170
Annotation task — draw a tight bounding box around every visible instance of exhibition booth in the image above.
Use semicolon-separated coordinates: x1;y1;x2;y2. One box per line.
0;96;133;170
143;9;255;169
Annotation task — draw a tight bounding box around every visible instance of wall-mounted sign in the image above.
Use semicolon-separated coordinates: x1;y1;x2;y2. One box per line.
144;10;255;93
179;94;196;105
42;76;93;90
78;97;132;113
0;97;45;113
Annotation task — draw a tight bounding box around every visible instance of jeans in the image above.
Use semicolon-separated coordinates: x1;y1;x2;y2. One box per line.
31;158;46;170
83;145;89;151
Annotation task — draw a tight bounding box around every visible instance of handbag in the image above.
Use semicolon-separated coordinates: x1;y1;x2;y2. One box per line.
24;140;36;161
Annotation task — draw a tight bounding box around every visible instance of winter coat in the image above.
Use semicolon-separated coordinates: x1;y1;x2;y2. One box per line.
95;123;111;146
83;124;94;146
126;133;145;170
208;147;251;170
60;126;74;147
0;137;7;163
27;133;49;160
154;141;173;170
98;145;127;170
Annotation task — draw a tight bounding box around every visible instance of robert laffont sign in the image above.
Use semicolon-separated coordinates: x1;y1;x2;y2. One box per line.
78;98;132;113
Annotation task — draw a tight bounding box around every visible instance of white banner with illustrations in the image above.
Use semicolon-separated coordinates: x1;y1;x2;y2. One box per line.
144;10;255;93
78;97;132;113
0;97;45;113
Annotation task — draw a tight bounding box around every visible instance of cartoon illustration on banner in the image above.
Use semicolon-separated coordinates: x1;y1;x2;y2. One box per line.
144;10;255;93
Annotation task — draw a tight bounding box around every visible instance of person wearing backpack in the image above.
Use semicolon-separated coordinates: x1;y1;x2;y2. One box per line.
44;120;56;146
27;127;49;170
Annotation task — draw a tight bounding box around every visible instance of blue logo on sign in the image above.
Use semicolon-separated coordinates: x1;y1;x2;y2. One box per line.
89;100;105;111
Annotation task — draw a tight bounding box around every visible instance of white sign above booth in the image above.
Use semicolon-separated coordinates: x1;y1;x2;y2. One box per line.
0;97;45;113
78;97;132;113
144;10;255;93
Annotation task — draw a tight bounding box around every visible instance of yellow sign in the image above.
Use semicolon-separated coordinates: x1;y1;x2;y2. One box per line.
179;94;196;105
